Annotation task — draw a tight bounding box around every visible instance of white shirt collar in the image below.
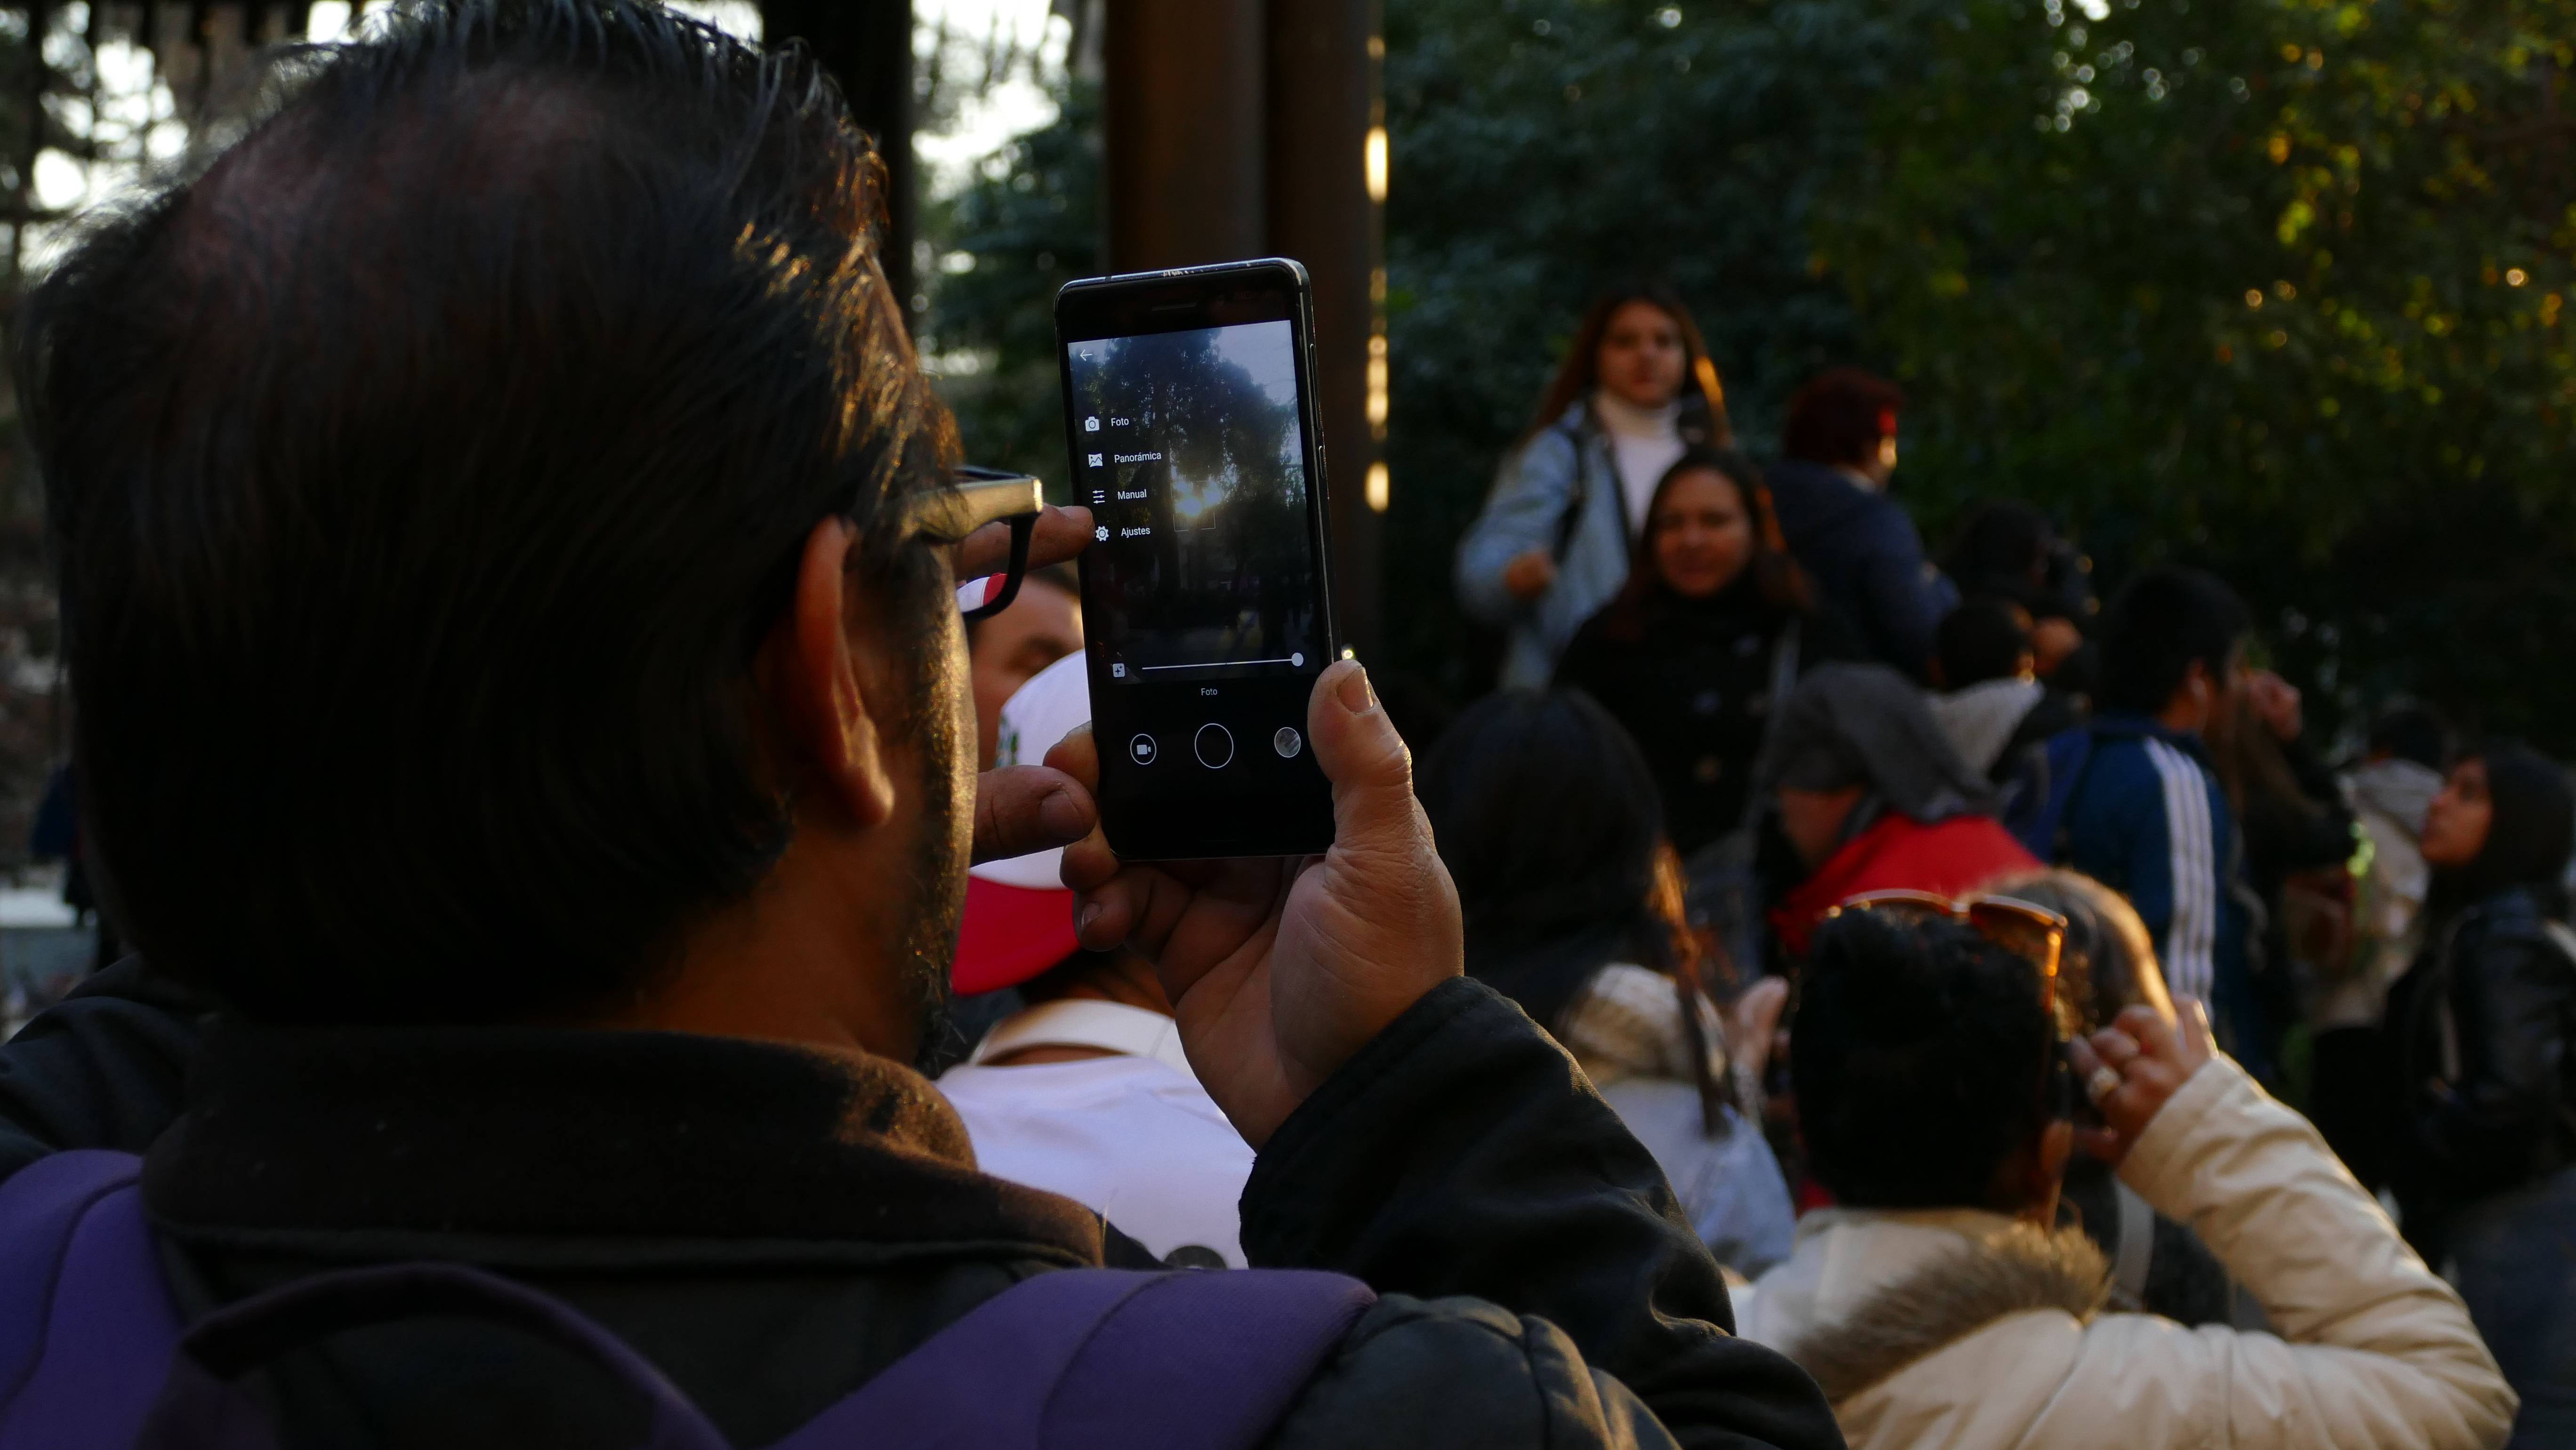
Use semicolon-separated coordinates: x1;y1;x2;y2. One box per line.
1591;389;1684;439
967;999;1196;1079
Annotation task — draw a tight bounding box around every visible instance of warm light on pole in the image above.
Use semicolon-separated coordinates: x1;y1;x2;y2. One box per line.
1366;461;1390;513
1364;125;1389;204
1367;333;1389;431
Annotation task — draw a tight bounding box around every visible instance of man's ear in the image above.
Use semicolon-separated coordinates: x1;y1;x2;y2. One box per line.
764;516;900;830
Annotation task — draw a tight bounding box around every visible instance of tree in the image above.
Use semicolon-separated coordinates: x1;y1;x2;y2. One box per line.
1820;0;2576;743
922;1;2576;743
1377;0;1917;695
918;85;1102;490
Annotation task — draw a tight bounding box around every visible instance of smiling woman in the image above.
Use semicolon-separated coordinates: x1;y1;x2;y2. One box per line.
1553;448;1850;855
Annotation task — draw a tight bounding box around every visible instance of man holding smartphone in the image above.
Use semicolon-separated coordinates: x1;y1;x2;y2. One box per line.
0;5;1837;1449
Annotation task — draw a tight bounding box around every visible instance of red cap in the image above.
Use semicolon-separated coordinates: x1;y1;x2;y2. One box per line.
952;651;1089;996
954;873;1080;996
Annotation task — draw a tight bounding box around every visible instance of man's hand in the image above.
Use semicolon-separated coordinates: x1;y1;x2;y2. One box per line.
955;502;1094;582
2070;1000;2217;1164
961;502;1098;863
972;765;1095;863
1501;547;1557;603
1054;661;1464;1145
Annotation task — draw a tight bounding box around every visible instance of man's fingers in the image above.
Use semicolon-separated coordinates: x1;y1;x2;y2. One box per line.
1044;723;1101;795
972;765;1095;864
1307;661;1428;858
955;504;1095;580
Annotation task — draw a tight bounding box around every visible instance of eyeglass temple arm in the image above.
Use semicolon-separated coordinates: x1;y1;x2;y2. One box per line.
967;515;1037;621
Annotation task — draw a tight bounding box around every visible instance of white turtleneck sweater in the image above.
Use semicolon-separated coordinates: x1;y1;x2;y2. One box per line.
1593;391;1688;541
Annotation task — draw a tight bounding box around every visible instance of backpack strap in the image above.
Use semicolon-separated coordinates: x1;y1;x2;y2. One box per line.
1547;413;1600;564
0;1147;1372;1450
0;1149;185;1450
773;1267;1375;1450
129;1261;735;1450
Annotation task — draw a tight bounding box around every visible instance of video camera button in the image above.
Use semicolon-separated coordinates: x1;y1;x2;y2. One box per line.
1193;724;1235;769
1128;734;1159;765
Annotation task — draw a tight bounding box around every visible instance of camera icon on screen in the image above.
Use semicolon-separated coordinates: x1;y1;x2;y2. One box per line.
1085;417;1101;432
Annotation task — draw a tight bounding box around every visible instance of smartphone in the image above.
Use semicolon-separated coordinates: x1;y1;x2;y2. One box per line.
1055;258;1339;860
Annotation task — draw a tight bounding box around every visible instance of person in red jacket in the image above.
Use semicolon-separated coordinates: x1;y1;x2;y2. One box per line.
1759;663;2041;957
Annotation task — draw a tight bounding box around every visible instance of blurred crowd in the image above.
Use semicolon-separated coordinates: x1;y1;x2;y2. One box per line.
0;7;2562;1450
912;286;2575;1446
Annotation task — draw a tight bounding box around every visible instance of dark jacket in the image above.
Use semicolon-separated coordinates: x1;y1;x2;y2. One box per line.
0;956;208;1182
2053;715;2254;1064
2391;885;2576;1251
0;965;1842;1450
1762;459;1955;682
1554;577;1858;855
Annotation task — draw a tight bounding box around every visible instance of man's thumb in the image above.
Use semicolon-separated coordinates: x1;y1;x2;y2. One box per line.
1307;661;1419;849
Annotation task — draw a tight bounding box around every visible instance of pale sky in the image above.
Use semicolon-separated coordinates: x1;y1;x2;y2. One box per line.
30;0;1063;233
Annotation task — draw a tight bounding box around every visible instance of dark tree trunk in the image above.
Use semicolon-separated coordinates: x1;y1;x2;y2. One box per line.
760;0;915;330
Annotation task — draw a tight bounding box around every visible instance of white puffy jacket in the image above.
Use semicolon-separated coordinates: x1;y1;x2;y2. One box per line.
1734;1055;2516;1450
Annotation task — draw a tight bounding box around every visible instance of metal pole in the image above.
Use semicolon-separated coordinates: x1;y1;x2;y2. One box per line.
1264;0;1383;655
760;0;916;330
1102;0;1264;270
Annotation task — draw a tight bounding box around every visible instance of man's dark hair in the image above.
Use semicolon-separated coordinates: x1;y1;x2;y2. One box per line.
1781;367;1904;469
2368;702;2452;772
1935;598;2034;688
17;1;957;1024
2094;566;2250;717
1792;909;2055;1208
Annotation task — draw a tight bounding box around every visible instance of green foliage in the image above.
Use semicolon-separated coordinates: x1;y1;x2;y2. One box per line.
918;84;1102;495
923;1;2576;744
1819;0;2576;742
1380;0;1909;693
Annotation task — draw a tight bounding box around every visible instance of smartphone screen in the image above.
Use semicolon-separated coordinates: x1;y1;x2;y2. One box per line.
1057;260;1337;859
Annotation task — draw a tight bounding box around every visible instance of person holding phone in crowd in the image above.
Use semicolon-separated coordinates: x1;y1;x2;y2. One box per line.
1735;904;2513;1450
1456;285;1732;689
0;7;1845;1448
1554;448;1856;858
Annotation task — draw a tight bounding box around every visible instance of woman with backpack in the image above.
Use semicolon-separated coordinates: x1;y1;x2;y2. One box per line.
1554;448;1855;857
1455;285;1731;689
2391;742;2576;1448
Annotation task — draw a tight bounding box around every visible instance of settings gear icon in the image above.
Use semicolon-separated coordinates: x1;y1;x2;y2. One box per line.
1095;525;1110;542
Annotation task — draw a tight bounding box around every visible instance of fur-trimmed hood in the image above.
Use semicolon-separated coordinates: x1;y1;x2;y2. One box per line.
1785;1220;2107;1403
1736;1208;2109;1404
1733;1058;2519;1450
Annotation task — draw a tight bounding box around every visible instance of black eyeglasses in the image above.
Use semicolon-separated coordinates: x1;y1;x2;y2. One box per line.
907;466;1045;623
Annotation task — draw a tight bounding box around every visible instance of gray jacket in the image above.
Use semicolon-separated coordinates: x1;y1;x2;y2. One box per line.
1456;400;1636;689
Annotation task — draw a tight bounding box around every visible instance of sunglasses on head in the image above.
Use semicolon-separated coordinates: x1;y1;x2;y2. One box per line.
1824;889;2083;1120
903;466;1046;623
